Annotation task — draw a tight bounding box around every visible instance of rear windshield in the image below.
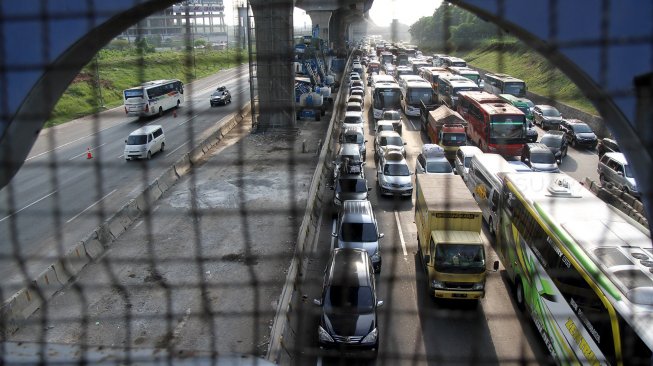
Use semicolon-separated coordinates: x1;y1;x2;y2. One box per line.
531;152;556;164
124;89;144;99
380;136;403;146
542;108;561;117
343;133;364;144
337;179;367;193
572;124;593;133
344;116;362;124
426;161;453;173
540;135;563;147
339;223;378;242
126;135;147;145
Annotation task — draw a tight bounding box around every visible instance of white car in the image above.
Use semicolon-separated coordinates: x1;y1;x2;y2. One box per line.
377;150;413;197
374;131;406;160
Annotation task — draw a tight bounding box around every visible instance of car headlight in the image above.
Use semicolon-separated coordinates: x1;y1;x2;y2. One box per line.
430;280;445;289
361;328;378;344
318;326;334;343
471;282;485;291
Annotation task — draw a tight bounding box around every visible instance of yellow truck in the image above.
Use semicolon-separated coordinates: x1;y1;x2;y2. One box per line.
415;174;497;300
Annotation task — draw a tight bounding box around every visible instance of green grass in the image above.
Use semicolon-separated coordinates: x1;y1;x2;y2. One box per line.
46;49;249;127
455;38;598;115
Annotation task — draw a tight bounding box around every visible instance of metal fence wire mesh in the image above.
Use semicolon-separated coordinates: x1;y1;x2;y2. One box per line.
1;1;652;365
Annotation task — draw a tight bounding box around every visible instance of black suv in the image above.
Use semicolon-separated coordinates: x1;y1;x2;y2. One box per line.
560;119;598;149
314;248;383;354
597;138;620;158
539;131;568;164
521;143;560;173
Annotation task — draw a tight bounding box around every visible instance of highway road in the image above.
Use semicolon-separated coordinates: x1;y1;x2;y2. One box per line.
0;66;252;293
291;72;604;365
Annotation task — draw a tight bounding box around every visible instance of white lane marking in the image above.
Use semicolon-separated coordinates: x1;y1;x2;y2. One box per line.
166;140;190;157
408;118;418;130
68;142;108;161
394;210;408;256
176;114;199;127
27;125;118;161
0;190;57;223
330;218;337;251
65;189;117;224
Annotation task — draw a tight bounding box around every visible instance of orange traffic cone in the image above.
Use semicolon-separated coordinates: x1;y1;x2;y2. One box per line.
173;110;177;118
86;147;93;159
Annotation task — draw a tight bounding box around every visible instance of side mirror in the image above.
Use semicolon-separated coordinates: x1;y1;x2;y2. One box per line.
493;261;499;272
376;300;384;308
523;158;529;163
124;139;127;143
313;299;322;306
331;232;338;238
424;255;430;264
368;187;372;192
379;233;385;239
403;142;407;145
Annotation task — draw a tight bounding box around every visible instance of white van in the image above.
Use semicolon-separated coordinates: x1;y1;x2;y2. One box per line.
466;153;516;236
454;146;483;180
124;125;166;160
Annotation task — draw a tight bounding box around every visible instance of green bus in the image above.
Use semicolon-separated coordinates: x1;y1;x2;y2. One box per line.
499;93;534;122
497;172;652;365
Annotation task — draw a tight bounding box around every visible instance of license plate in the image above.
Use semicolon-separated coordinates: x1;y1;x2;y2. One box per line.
452;293;467;298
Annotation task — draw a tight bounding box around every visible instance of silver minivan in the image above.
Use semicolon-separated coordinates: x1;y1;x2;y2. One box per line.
598;152;639;197
124;125;165;160
332;200;384;272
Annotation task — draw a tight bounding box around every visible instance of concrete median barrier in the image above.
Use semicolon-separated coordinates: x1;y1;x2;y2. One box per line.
0;103;252;337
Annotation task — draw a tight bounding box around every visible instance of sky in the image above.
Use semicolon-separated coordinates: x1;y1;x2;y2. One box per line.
221;0;442;28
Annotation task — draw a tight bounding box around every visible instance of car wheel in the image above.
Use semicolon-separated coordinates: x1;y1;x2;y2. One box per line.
158;107;163;117
176;100;181;109
571;138;576;148
160;142;165;152
563;148;567;158
147;151;152;160
515;279;525;312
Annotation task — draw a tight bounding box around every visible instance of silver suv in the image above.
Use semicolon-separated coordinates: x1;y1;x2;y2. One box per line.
340;126;367;160
598;152;639;197
332;200;384;272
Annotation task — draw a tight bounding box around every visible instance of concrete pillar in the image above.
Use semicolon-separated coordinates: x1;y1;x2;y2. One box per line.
329;9;349;55
249;0;295;131
306;10;331;43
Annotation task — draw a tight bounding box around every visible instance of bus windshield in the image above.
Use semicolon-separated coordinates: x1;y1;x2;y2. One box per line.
462;74;480;84
490;115;526;143
407;87;434;105
504;82;526;97
434;244;485;274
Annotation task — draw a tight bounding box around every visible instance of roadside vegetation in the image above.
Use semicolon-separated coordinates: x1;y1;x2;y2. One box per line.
409;4;598;115
47;38;248;127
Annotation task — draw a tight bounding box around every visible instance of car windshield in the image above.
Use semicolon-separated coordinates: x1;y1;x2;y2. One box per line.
490;116;526;142
384;163;410;176
339;223;378;242
540;135;562;147
336;179;367;193
426;161;453;173
324;286;374;313
542;108;561;117
531;152;556;164
572;124;593;133
343;133;364;144
442;133;466;146
434;244;485;274
381;136;403;146
346;105;362;112
463;156;473;168
382;111;401;120
344;116;362;124
504;82;526;97
126;135;147;145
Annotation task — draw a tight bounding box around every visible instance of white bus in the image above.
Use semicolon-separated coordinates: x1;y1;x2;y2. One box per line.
498;172;653;365
436;75;480;109
124;79;184;117
399;80;434;117
483;73;527;98
372;82;402;119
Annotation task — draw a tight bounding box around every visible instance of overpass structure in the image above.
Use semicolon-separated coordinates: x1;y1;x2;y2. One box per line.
0;0;652;222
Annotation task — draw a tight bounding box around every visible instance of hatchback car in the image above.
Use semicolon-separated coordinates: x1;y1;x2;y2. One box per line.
539;131;568;164
331;176;371;208
560;119;598;149
332;200;384;272
415;144;454;175
533;105;562;130
377;150;413;197
520;143;560;172
374;131;406;160
379;109;403;135
597;138;620;158
313;248;383;353
210;86;231;106
598;152;639;197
